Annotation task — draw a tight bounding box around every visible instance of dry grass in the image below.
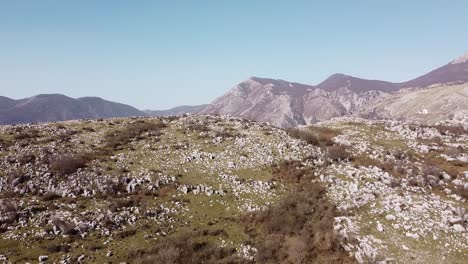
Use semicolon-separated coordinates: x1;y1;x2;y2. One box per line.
245;162;356;264
105;120;166;149
132;232;250;264
286;126;340;147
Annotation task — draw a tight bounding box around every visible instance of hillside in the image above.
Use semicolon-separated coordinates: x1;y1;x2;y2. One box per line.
0;94;146;125
0;115;466;263
359;84;468;125
144;104;208;117
202;53;468;127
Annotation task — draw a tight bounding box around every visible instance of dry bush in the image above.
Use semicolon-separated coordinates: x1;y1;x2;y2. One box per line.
43;243;71;253
115;229;137;239
17;154;36;165
326;145;352;162
287;128;319;145
13;128;40;140
0;202;19;225
132;232;249;264
431;125;468;137
105;120;166;149
287;126;339;147
41;192;61;201
244;162;356;264
50;154;88;175
272;160;314;183
453;187;468;199
246;183;355;263
187;123;210;133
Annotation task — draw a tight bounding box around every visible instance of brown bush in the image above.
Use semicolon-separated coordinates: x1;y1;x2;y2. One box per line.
13;129;40;140
44;243;71;253
17;154;36;165
244;161;355;263
287;126;339;147
132;232;249;264
272;160;314;183
41;192;61;201
115;229;137;239
431;125;468;137
246;181;355;264
326;145;352;162
105;120;166;149
0;202;19;225
50;153;91;175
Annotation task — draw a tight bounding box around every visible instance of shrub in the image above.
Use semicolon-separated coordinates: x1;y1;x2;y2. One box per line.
50;154;88;175
13;128;40;140
41;192;61;201
246;181;354;264
326;145;352;162
287;128;320;145
272;160;314;183
17;154;36;165
431;125;468;137
105;120;166;149
44;243;71;253
286;126;339;147
244;161;355;264
132;232;248;264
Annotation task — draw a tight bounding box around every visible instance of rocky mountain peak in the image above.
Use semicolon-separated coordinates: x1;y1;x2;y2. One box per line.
450;53;468;64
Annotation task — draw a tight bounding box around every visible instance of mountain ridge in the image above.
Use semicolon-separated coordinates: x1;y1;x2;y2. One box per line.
0;94;146;125
202;53;468;127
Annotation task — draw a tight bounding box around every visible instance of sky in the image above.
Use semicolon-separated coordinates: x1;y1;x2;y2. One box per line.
0;0;467;110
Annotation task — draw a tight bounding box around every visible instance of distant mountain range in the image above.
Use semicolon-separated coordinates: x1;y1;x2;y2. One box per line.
0;94;146;125
1;53;467;126
201;53;468;127
144;105;208;117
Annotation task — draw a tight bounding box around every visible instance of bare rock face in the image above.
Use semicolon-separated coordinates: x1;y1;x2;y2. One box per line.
202;53;468;128
201;77;390;128
359;84;468;126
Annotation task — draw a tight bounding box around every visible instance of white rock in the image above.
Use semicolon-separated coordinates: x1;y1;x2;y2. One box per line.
402;245;409;251
453;224;465;232
39;255;48;262
385;214;396;221
377;222;384;232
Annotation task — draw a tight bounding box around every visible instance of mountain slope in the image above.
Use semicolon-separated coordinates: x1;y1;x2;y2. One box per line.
0;94;146;124
203;53;468;127
359;83;468;125
401;53;468;88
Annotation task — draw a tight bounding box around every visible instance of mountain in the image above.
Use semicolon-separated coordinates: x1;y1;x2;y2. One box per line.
0;94;146;125
359;83;468;125
202;53;468;127
144;104;208;117
401;53;468;88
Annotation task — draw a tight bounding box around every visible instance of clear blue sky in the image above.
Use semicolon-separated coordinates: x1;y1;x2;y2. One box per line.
1;0;467;109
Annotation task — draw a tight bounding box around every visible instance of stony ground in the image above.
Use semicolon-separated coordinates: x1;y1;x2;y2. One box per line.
0;115;466;263
317;118;468;264
0;115;316;263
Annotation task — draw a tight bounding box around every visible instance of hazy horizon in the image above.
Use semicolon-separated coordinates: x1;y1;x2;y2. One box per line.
1;0;467;109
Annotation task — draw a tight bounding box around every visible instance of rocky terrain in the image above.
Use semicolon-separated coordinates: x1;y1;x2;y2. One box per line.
0;115;466;263
359;84;468;125
0;94;146;125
